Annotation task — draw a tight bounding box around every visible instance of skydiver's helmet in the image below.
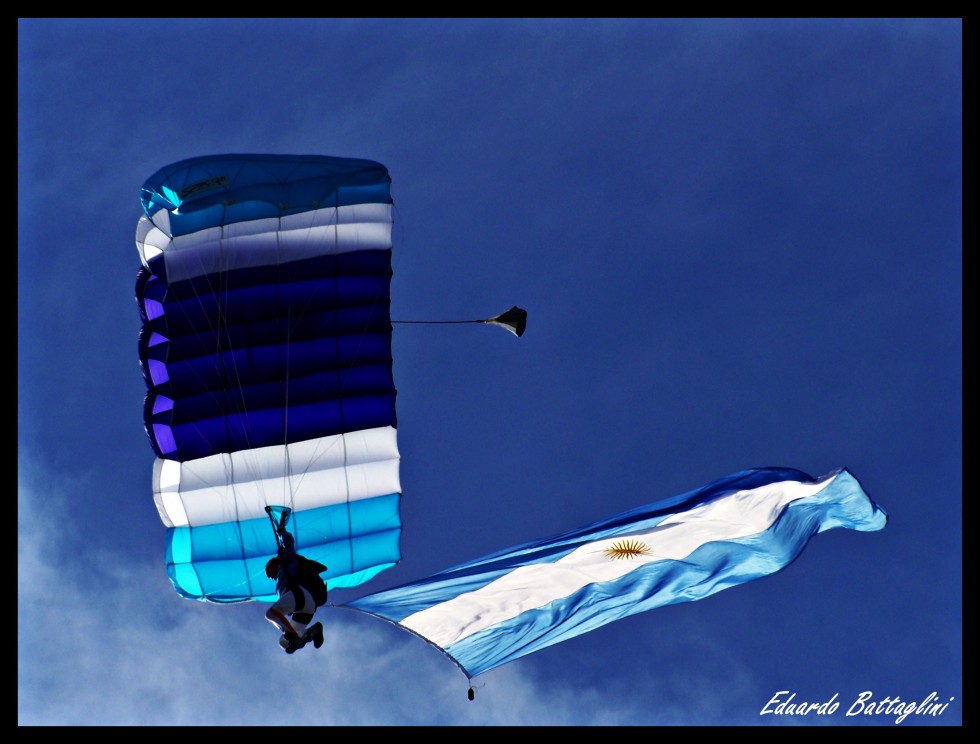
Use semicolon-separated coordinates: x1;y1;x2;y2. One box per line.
265;558;280;579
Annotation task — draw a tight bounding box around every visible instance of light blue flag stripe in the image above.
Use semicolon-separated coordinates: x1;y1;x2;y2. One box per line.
345;467;886;679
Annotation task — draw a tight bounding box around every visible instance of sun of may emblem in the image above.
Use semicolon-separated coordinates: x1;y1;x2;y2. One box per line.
602;538;653;560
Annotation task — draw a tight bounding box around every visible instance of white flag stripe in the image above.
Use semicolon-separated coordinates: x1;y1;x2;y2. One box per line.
401;473;834;647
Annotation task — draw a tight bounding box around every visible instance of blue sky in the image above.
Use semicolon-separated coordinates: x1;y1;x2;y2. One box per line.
18;18;961;726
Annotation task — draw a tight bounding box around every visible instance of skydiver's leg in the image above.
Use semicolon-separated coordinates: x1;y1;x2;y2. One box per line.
266;607;296;635
289;589;316;639
292;612;312;638
266;590;300;636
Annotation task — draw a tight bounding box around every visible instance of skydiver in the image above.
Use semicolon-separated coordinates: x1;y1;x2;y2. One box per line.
265;520;326;654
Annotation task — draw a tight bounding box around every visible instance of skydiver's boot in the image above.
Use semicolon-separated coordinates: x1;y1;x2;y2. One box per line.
280;631;306;654
306;622;324;649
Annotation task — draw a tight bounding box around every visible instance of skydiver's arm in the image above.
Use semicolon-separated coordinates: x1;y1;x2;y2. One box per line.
278;529;299;569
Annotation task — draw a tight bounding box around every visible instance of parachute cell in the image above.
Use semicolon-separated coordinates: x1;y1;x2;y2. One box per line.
135;154;401;602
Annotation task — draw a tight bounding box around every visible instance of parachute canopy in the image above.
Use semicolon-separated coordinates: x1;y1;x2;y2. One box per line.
135;153;401;602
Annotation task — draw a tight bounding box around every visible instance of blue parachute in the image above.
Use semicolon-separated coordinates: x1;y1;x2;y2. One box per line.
135;154;401;602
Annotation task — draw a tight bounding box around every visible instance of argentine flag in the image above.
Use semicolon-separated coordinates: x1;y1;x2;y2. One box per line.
345;467;886;680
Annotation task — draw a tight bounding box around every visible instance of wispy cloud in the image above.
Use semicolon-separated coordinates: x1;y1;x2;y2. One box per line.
19;447;692;726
